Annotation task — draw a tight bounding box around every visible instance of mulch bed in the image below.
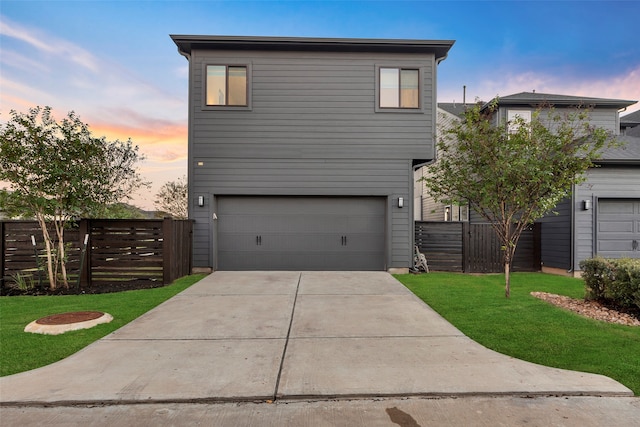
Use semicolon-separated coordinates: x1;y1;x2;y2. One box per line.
35;311;105;325
1;280;165;296
531;292;640;327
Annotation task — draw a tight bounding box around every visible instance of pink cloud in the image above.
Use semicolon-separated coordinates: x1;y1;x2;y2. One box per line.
461;65;640;113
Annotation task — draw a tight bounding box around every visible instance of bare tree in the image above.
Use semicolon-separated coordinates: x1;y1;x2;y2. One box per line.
154;176;188;219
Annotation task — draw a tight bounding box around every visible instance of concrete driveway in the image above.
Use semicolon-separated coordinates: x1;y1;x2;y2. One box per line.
0;271;632;407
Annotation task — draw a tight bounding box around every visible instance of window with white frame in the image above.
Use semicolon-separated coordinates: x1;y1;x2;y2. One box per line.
507;110;532;134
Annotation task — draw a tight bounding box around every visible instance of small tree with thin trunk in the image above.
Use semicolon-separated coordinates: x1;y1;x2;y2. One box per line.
154;176;188;219
421;100;613;297
0;106;147;290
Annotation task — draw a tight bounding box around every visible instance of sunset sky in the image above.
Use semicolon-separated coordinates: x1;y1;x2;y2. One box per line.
2;1;639;210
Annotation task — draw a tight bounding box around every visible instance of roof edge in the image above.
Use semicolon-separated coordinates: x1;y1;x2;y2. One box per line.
481;92;636;110
170;34;455;58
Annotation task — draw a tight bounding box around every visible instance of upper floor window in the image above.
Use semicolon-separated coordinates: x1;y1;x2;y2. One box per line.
507;110;532;134
379;67;419;109
206;65;247;106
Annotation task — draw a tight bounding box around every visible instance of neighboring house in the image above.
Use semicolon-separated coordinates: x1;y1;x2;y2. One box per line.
489;93;639;275
542;134;640;275
417;91;639;275
621;109;640;137
414;102;471;221
171;35;454;272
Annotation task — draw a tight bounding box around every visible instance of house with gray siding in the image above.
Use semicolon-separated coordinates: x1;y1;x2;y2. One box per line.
171;35;454;272
414;102;472;222
621;109;640;137
487;93;639;275
418;92;639;275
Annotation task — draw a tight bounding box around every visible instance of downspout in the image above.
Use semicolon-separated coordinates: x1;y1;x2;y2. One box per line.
176;45;191;61
174;44;199;268
568;184;575;274
410;52;450;266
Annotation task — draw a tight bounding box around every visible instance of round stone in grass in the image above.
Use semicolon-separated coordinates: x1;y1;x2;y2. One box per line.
25;311;113;335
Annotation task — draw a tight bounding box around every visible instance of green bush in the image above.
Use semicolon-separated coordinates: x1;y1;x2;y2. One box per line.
580;257;640;310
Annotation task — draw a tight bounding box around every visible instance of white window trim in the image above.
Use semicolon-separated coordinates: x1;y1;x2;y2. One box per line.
507;109;532;133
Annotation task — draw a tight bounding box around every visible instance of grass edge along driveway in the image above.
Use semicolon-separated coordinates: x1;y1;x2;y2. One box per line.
0;274;206;377
395;272;640;396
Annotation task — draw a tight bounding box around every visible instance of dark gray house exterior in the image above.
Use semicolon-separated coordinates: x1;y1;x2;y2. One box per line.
171;35;454;272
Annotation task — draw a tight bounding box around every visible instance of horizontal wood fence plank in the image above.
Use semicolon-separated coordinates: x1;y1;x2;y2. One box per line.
2;219;193;291
415;221;540;273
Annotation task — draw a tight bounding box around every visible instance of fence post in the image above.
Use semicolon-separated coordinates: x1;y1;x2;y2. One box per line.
0;221;5;289
162;218;173;284
187;220;194;276
462;222;470;272
78;219;92;287
533;223;542;271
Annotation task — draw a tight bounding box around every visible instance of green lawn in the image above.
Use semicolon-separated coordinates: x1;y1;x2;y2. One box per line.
0;274;206;377
395;272;640;395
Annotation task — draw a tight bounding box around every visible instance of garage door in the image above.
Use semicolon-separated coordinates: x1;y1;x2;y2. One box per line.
597;199;640;258
217;197;386;270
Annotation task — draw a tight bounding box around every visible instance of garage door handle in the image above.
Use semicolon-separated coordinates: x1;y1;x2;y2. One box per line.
341;235;347;246
256;235;262;246
634;240;638;251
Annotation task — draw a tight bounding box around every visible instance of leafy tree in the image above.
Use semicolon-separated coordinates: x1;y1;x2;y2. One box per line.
421;101;613;297
98;202;148;219
0;106;147;289
154;176;188;219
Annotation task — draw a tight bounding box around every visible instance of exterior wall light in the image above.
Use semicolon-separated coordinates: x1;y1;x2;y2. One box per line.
398;197;404;208
198;195;204;207
583;199;592;210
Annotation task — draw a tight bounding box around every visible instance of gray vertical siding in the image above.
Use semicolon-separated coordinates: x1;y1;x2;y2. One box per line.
188;49;437;269
574;166;640;270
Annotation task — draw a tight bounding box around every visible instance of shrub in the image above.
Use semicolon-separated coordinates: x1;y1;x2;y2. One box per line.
580;257;640;310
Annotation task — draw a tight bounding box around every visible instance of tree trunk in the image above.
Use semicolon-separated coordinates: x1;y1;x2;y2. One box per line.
35;214;56;290
504;262;511;298
54;220;69;288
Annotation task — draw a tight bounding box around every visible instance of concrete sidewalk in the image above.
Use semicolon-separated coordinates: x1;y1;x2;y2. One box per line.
0;271;632;405
1;271;637;424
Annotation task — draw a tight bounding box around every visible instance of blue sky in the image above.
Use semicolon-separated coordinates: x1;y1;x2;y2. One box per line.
2;1;639;209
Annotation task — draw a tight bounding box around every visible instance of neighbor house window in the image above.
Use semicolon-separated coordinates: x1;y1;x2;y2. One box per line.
445;204;469;222
379;67;419;109
206;65;247;106
507;110;532;134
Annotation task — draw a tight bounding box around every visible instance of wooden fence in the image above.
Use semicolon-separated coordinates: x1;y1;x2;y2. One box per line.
1;218;193;291
415;221;541;273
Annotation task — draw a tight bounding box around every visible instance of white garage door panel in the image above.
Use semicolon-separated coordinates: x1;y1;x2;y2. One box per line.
217;196;386;270
596;199;640;258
